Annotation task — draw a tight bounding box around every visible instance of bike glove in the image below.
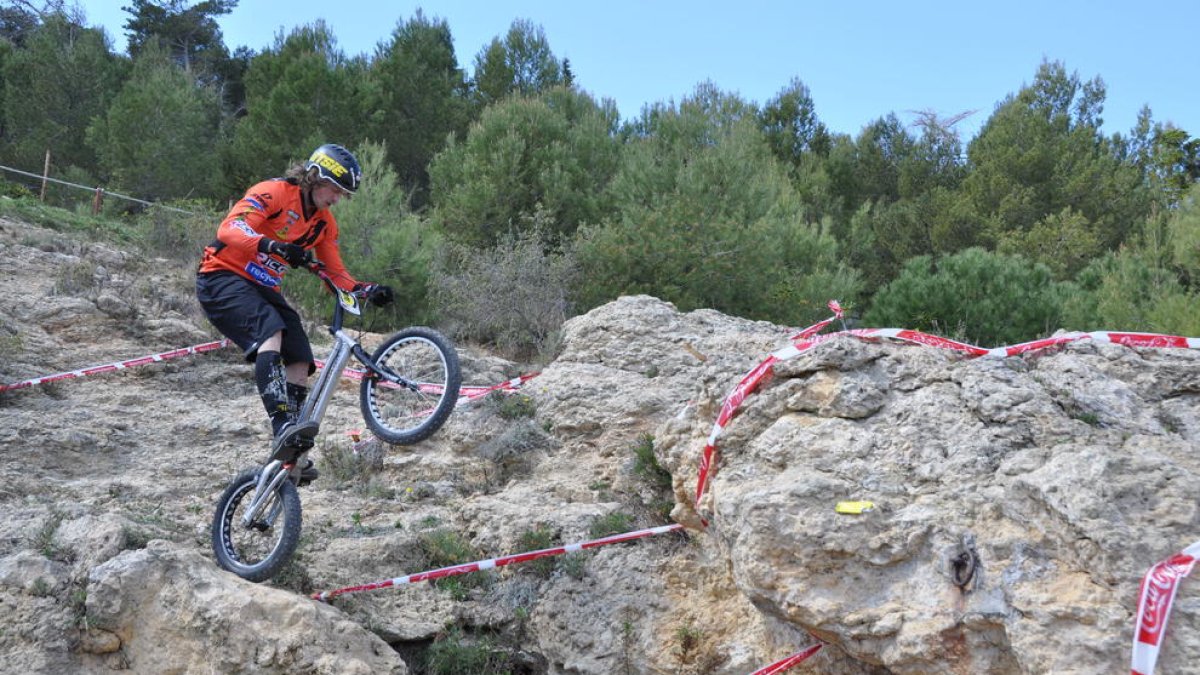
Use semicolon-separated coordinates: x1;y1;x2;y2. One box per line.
359;283;394;306
258;238;309;268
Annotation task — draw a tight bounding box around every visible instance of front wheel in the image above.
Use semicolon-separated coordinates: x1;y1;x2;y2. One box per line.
211;469;302;582
361;326;461;445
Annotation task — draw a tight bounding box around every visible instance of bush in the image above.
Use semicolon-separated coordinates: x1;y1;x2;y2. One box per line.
864;247;1064;346
423;628;511;675
417;529;491;597
0;180;34;199
430;224;577;359
473;419;550;490
589;511;634;539
631;434;671;490
1059;247;1200;335
133;202;221;262
515;525;558;579
488;392;537;420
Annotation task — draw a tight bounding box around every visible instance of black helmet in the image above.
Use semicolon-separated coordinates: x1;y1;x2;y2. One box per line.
304;144;361;193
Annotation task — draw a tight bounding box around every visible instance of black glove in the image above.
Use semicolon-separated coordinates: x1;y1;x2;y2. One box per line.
259;239;309;268
359;283;394;307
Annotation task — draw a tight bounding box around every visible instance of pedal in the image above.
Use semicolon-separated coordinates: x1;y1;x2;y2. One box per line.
270;420;320;459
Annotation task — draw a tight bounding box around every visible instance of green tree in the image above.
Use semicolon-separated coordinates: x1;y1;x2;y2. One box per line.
864;247;1064;346
901;110;969;198
844;195;951;290
366;10;469;207
471;18;564;108
429;86;621;247
855;114;915;205
0;4;38;46
817;115;919;229
996;206;1102;279
221;21;370;193
121;0;250;116
836;112;977;287
964;61;1149;252
1166;183;1200;281
1147;126;1200;206
0;12;125;176
87;43;220;199
1060;247;1188;333
122;0;234;77
576;85;860;326
759;76;830;167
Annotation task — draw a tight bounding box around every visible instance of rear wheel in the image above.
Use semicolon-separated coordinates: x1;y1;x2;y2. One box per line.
211;469;302;582
360;326;461;445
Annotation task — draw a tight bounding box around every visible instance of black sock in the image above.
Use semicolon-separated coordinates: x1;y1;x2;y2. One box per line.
287;382;309;420
255;351;290;434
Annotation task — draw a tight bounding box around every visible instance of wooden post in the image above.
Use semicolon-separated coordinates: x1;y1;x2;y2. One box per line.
92;187;104;215
39;149;50;202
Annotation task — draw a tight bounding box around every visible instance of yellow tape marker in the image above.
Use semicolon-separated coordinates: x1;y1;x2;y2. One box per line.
835;501;875;515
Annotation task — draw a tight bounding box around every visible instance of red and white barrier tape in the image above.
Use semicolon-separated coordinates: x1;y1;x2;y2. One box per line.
1132;540;1200;675
748;643;823;674
315;361;539;406
311;523;685;602
0;339;231;393
1;339;539;407
693;305;1200;510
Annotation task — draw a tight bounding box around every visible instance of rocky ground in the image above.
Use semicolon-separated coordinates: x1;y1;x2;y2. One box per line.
1;213;1198;674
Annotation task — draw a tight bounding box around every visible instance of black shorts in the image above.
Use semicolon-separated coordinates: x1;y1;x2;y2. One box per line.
196;271;314;369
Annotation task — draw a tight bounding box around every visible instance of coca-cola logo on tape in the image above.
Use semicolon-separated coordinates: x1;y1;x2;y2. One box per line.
1138;555;1196;643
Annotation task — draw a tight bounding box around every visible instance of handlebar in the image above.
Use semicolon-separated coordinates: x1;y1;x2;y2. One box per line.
304;258;370;300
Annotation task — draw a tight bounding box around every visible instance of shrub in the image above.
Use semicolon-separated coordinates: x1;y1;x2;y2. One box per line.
133;202;220;262
32;512;65;561
589;511;634;539
52;260;102;298
515;525;558;579
864;247;1065;346
430;224;576;360
473;419;550;491
423;628;510;675
631;433;671;490
489;392;537;420
417;529;491;596
0;180;34;199
320;436;385;487
1059;246;1200;335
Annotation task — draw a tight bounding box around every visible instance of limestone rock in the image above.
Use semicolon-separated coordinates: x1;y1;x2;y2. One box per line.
86;540;407;674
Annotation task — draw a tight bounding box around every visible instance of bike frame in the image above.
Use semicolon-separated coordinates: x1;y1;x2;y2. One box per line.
241;265;406;528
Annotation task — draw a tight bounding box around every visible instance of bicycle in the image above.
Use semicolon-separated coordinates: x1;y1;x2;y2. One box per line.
211;260;462;581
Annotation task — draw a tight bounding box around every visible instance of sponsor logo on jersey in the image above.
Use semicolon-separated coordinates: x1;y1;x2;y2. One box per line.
230;220;256;237
258;254;287;274
245;262;280;287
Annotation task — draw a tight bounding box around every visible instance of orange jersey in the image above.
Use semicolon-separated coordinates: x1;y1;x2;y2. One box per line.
198;179;360;292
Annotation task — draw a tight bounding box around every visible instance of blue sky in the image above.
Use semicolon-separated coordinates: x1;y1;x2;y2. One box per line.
82;1;1198;141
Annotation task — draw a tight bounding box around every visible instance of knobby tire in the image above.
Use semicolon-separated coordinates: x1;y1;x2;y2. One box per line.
360;326;461;445
211;469;302;582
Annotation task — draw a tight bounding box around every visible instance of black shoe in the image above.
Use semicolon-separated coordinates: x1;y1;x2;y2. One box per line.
298;459;320;486
270;420;320;458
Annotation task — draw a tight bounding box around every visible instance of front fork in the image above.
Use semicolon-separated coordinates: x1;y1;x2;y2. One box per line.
241;459;291;527
351;341;416;391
